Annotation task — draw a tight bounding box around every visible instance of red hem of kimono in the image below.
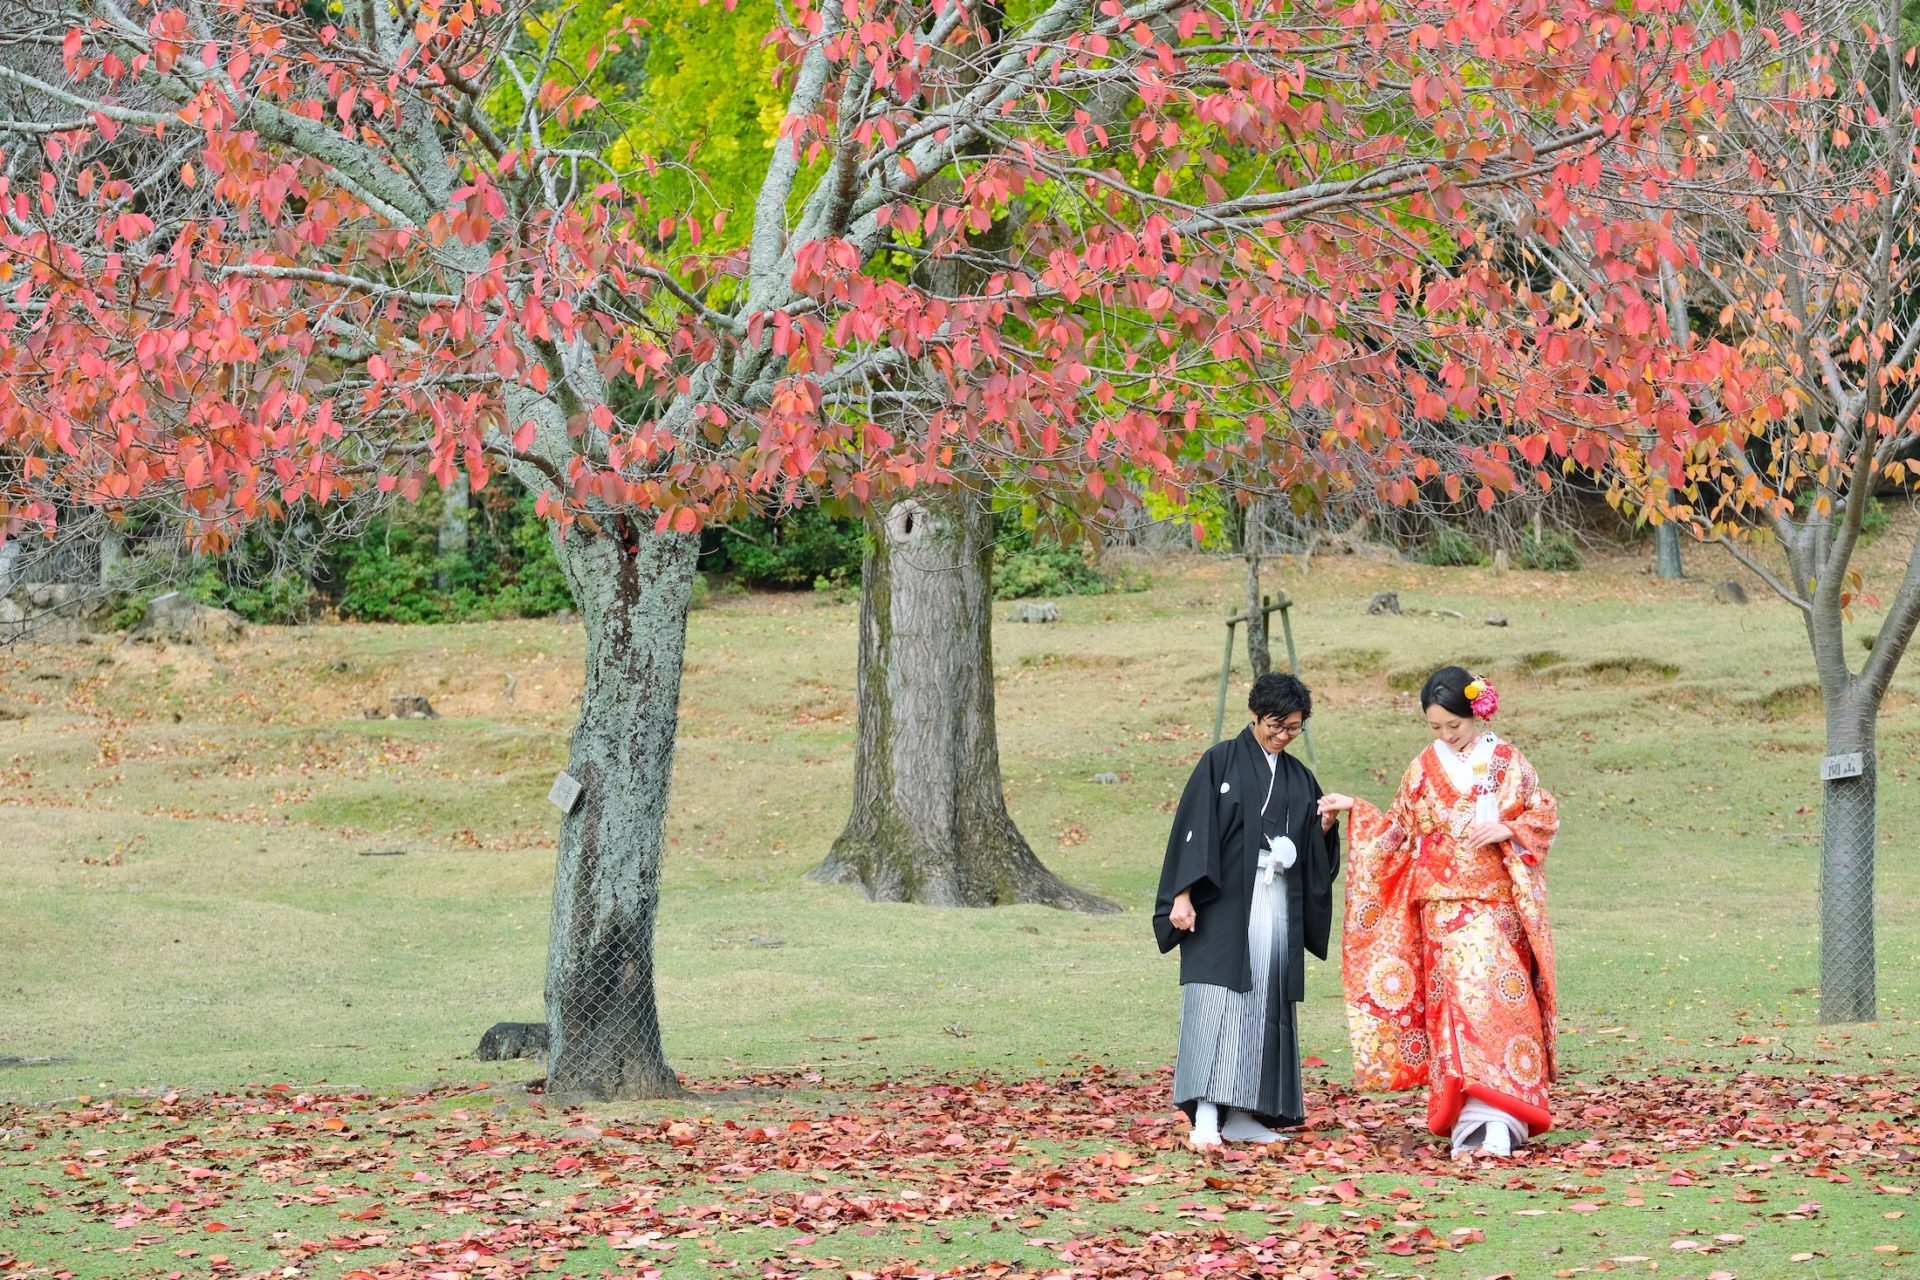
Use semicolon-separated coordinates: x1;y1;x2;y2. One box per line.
1426;1076;1553;1138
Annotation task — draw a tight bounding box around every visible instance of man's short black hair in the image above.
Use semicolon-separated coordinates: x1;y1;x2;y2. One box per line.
1248;672;1312;722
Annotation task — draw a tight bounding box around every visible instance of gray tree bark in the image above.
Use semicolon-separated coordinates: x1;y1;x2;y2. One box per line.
99;526;126;588
812;487;1115;911
1782;510;1920;1024
1654;523;1684;579
542;519;700;1100
1653;263;1690;584
1818;691;1877;1023
1242;497;1272;677
438;480;470;589
1805;526;1920;1024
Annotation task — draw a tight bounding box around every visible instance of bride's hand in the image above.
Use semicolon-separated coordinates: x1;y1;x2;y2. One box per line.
1317;793;1356;816
1463;821;1513;849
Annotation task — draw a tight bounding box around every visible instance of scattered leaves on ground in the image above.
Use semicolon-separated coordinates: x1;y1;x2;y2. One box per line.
3;1063;1916;1279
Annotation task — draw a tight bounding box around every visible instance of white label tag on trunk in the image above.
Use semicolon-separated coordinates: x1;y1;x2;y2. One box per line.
548;771;583;813
1820;752;1866;781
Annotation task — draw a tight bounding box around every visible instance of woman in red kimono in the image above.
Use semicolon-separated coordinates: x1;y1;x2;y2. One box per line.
1318;666;1558;1158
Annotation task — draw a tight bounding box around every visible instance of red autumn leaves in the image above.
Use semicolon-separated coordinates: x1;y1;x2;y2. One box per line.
4;1063;1915;1279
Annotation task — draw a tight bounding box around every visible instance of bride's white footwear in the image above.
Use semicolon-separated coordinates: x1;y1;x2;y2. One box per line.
1449;1123;1487;1160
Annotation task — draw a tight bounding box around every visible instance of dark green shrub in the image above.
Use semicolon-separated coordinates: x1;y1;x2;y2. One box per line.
701;508;863;589
487;508;572;617
171;558;320;624
323;489;574;622
105;487;577;626
992;539;1144;599
1516;529;1582;572
994;541;1099;598
1861;498;1891;542
104;593;152;631
334;534;442;622
1420;527;1489;567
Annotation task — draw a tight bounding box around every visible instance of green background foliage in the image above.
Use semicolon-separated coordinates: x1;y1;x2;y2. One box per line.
145;488;576;625
1419;526;1490;568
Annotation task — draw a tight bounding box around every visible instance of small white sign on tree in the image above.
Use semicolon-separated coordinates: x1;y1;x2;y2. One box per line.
548;772;583;815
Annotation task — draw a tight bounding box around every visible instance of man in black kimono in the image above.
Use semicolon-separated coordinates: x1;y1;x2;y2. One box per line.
1153;673;1340;1148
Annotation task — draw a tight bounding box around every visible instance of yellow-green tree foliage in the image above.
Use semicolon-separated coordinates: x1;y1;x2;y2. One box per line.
542;0;785;241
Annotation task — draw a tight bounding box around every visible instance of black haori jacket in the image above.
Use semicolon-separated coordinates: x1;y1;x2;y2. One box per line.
1152;725;1341;1001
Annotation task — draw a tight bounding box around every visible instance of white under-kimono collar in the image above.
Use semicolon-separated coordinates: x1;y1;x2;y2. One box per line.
1257;748;1295;876
1434;732;1501;822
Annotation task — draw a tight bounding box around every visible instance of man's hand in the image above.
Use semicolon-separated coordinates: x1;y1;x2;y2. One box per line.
1169;890;1196;932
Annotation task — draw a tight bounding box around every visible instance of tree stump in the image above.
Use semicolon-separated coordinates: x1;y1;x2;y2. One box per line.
1367;591;1402;616
1010;601;1059;623
1713;581;1750;606
475;1021;549;1061
390;694;439;719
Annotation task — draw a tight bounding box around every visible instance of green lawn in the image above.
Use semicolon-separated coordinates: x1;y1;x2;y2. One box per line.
2;530;1917;1279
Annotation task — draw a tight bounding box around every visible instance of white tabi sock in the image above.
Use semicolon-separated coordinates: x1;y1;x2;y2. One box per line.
1221;1110;1284;1144
1189;1100;1222;1147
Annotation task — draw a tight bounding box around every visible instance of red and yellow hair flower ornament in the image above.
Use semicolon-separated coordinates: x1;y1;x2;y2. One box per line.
1463;677;1499;720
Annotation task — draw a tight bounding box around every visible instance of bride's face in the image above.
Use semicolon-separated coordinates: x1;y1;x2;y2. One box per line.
1425;704;1477;754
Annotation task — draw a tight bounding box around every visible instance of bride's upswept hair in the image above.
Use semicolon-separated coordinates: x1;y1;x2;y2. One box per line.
1420;666;1476;718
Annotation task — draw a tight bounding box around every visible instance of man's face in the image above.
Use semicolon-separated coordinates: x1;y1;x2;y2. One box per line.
1250;711;1305;755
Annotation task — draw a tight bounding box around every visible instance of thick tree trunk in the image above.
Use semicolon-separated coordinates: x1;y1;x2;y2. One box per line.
99;527;126;589
812;488;1116;911
438;481;469;589
542;520;700;1100
1818;694;1877;1023
1654;523;1684;580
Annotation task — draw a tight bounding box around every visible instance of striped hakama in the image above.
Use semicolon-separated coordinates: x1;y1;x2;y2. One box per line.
1172;850;1303;1122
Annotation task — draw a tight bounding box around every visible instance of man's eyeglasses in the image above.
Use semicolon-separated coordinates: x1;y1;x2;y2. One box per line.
1258;718;1305;738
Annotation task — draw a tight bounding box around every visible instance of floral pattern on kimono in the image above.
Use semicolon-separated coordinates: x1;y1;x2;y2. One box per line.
1342;740;1559;1136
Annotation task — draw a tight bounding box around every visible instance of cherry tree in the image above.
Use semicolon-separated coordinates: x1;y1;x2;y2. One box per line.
1572;0;1920;1022
1;0;1726;1097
